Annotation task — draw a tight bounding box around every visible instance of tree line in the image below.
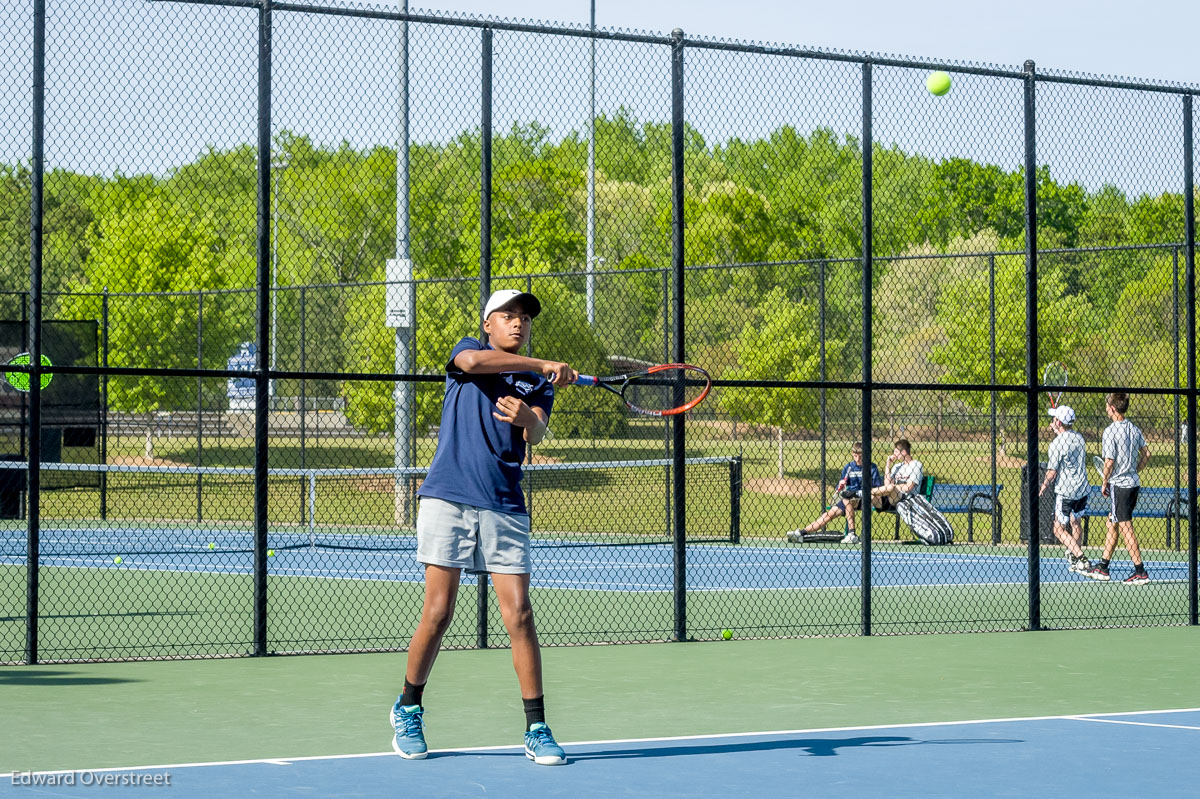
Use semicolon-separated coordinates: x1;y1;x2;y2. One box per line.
0;110;1188;437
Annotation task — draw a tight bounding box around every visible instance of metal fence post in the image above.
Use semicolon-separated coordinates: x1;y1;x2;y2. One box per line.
197;290;204;523
859;60;873;637
1173;247;1181;549
252;0;274;657
1022;59;1040;632
25;0;46;666
1184;94;1197;626
989;254;999;544
670;27;687;643
477;25;493;650
819;259;827;502
101;288;109;520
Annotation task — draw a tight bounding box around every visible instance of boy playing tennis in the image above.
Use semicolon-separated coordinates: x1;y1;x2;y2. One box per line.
1037;406;1092;573
391;289;577;765
785;442;882;544
1083;392;1151;584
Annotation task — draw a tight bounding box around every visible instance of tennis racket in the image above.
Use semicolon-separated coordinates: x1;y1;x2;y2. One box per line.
1042;361;1067;408
3;352;53;393
1093;455;1109;494
573;363;712;417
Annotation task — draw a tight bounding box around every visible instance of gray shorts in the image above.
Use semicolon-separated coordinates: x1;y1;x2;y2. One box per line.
415;496;532;575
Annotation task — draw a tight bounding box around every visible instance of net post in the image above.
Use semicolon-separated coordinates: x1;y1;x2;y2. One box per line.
308;472;317;549
729;456;742;544
252;0;274;658
1022;59;1041;632
669;27;687;643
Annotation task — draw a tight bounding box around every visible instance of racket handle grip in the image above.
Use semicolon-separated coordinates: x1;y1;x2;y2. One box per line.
574;375;599;387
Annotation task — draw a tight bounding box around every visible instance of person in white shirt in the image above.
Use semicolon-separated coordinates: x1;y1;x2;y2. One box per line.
1037;405;1091;573
1083;392;1151;584
867;439;923;511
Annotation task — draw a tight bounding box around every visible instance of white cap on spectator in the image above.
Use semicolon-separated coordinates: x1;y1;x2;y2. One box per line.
1048;405;1075;425
482;289;541;320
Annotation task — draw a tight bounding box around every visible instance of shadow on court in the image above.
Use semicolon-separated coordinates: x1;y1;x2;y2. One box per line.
445;735;1025;762
0;669;142;686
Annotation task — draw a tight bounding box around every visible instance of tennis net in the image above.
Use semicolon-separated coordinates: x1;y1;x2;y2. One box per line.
0;457;741;557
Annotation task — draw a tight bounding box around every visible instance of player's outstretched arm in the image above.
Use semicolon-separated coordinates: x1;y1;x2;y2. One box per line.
454;349;577;386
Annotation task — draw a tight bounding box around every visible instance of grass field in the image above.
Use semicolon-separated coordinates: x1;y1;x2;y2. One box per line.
3;428;1193;663
28;429;1200;549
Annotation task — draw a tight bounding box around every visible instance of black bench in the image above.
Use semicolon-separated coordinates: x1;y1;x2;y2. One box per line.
1077;485;1189;546
880;476;1004;544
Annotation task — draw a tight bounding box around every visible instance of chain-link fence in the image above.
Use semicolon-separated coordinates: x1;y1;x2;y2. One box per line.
2;0;1198;662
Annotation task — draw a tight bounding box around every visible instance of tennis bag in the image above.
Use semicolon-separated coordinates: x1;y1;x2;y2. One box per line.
895;493;954;545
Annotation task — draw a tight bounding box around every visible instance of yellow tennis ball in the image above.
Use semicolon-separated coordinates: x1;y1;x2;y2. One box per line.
267;549;275;557
113;556;123;564
721;629;733;640
926;71;951;96
208;542;215;550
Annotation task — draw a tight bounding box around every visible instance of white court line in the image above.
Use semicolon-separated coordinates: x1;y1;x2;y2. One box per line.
4;707;1197;778
1068;716;1200;731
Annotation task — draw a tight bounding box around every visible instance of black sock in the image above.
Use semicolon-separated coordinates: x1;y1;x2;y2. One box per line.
523;695;546;730
1134;563;1147;573
1098;558;1110;568
400;679;425;707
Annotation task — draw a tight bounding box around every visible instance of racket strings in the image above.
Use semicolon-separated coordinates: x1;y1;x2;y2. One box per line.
622;367;710;415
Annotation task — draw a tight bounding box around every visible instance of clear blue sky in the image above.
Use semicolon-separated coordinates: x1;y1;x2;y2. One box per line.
4;0;1196;195
432;0;1199;86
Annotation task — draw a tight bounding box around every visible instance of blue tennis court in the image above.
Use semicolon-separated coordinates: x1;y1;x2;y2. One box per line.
2;528;1193;591
7;708;1197;798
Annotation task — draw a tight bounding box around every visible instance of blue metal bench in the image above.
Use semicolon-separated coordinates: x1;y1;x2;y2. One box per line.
881;477;1004;544
1078;485;1189;546
930;482;1004;544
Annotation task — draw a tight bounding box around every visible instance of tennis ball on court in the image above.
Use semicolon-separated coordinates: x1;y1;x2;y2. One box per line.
721;629;733;640
267;549;275;557
208;542;215;550
926;71;951;96
113;556;123;564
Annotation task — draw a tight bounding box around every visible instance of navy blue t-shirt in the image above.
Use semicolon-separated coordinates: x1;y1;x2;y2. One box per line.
417;337;555;514
840;461;883;493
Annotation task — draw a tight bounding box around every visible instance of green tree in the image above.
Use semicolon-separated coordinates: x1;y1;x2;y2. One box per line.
61;196;250;411
719;287;846;477
932;254;1095;420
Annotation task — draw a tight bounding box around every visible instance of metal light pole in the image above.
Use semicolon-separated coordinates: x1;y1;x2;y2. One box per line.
391;0;416;525
585;0;597;324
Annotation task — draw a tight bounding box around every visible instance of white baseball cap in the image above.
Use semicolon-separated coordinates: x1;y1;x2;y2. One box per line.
482;289;541;320
1048;405;1075;425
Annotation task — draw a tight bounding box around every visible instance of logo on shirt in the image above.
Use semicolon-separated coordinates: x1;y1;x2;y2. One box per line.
513;380;535;395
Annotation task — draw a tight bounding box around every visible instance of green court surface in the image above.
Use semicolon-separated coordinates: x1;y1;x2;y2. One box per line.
2;626;1198;774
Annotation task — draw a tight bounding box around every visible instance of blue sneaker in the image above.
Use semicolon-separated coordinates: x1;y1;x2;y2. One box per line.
390;701;428;759
524;722;566;765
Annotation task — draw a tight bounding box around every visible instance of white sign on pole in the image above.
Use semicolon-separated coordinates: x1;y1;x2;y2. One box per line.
384;258;414;328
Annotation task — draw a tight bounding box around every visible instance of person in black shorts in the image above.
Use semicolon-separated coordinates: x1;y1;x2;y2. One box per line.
785;442;882;544
1083;393;1151;584
1037;406;1091;573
